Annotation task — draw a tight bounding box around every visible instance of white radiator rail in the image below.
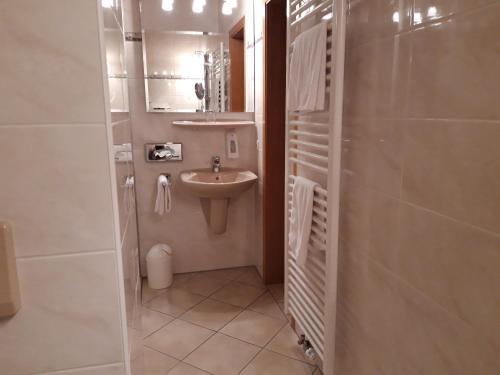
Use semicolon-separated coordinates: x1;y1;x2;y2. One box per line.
284;0;346;373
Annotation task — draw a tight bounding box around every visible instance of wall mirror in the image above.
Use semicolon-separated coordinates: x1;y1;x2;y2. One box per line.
140;0;255;113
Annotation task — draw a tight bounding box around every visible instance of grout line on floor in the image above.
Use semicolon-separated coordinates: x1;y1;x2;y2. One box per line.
236;347;264;374
215;307;249;334
141;317;175;340
177;361;216;375
144;322;216;362
178;329;216;361
143;345;179;361
141;271;303;374
174;316;219;333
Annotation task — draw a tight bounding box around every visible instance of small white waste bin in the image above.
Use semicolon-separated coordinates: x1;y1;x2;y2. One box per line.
146;244;173;289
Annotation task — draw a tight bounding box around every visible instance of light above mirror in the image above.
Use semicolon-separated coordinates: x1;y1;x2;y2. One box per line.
192;0;206;13
222;0;238;15
162;0;174;12
102;0;114;8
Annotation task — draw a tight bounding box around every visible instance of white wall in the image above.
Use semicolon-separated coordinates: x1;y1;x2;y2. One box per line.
0;0;128;373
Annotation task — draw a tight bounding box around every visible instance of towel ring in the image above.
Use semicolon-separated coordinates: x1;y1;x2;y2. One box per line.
159;173;171;184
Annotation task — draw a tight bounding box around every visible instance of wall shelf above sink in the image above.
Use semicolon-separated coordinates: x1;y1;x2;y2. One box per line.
172;120;255;127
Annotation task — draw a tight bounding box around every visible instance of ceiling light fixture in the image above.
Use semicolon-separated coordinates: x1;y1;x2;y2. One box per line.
162;0;174;12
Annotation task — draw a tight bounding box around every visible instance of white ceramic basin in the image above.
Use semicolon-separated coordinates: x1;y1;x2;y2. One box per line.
179;168;258;234
180;168;258;199
172;120;255;127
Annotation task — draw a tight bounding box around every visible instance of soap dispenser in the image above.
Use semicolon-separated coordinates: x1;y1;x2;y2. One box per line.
226;131;239;159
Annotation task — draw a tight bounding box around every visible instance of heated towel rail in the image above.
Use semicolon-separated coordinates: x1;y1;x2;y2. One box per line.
284;0;347;374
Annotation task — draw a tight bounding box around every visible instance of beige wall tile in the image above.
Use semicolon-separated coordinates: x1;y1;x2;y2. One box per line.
347;0;413;45
112;120;132;144
340;0;500;373
0;252;123;374
408;4;500;120
0;0;105;125
413;0;497;25
343;34;411;119
392;204;500;341
339;182;400;261
335;250;500;374
0;125;116;257
402;119;500;233
341;118;404;197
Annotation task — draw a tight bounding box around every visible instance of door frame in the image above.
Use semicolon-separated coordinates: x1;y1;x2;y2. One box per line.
262;0;287;284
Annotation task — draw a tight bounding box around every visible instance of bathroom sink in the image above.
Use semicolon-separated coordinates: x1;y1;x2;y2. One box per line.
172;120;255;127
180;168;258;199
180;168;258;234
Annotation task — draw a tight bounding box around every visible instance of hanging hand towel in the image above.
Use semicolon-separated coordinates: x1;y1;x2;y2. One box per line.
154;175;171;215
288;176;318;267
288;22;328;112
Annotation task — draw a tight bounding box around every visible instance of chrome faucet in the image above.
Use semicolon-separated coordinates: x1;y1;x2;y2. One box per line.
211;156;221;173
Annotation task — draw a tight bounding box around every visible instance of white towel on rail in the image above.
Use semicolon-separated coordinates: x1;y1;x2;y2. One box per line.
288;22;327;112
289;176;318;267
154;175;171;215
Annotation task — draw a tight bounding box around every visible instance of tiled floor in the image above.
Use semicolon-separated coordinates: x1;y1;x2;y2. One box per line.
133;266;323;375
